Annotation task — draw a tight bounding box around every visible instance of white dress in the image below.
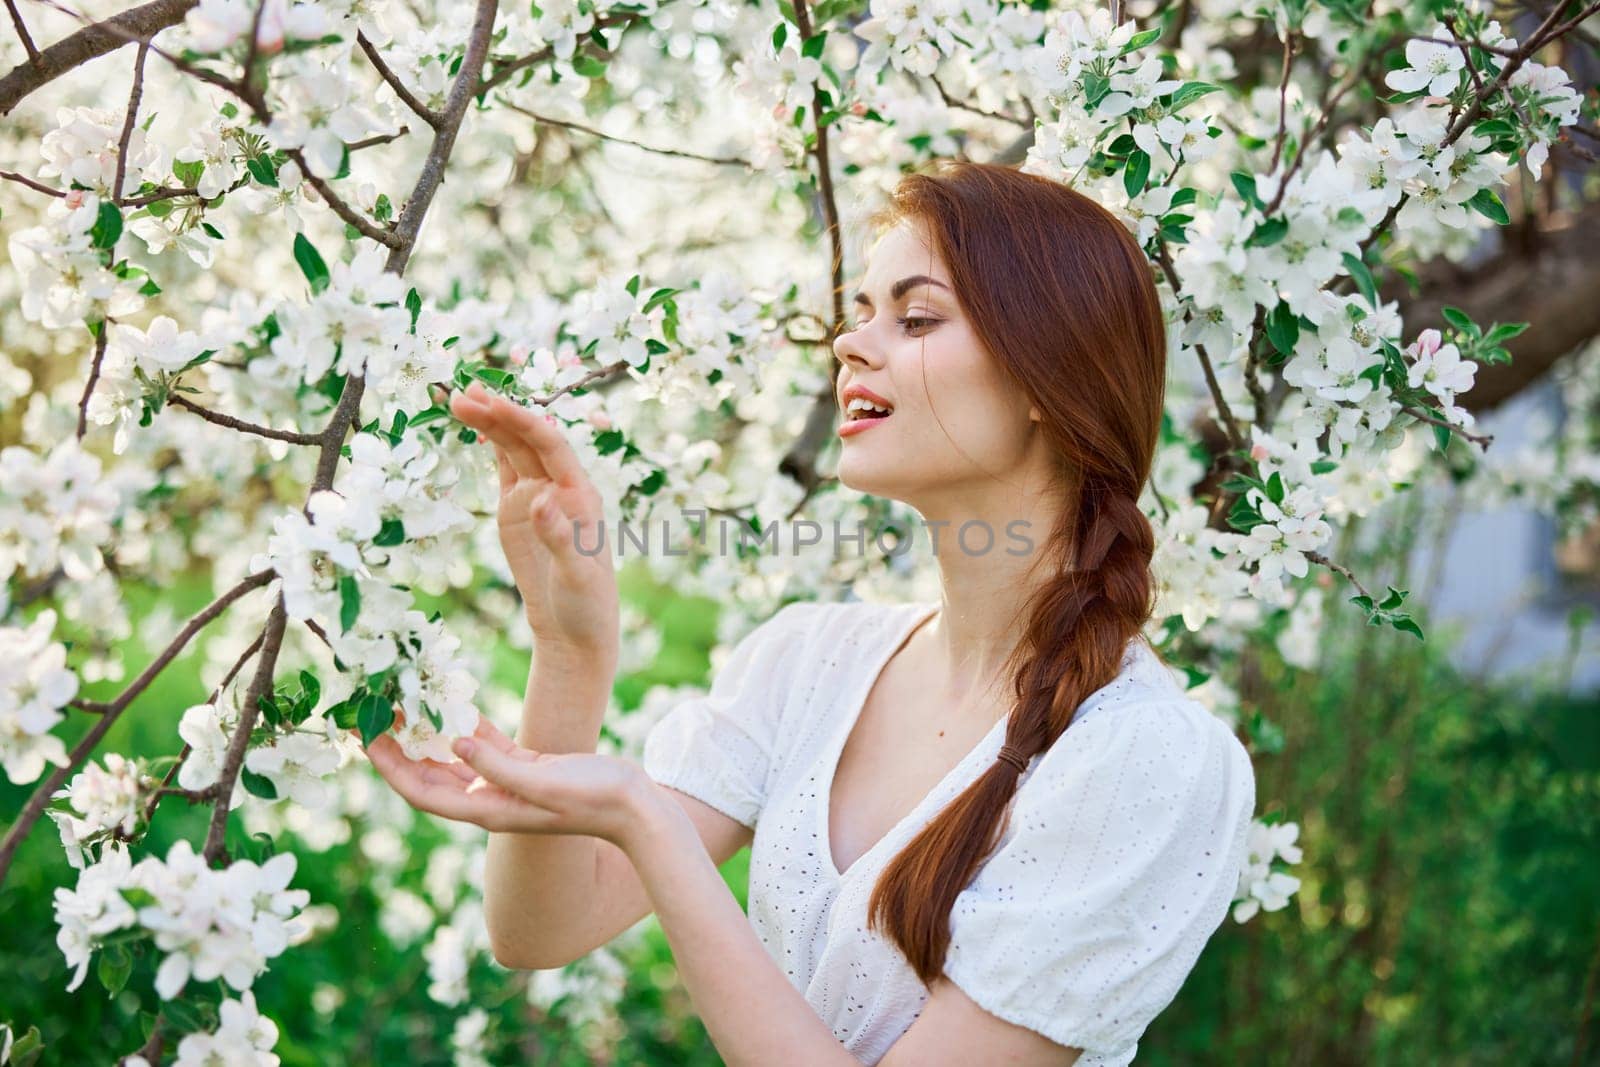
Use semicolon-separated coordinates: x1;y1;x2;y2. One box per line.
641;598;1256;1066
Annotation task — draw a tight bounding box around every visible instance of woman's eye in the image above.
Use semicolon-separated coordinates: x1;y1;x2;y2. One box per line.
897;317;939;334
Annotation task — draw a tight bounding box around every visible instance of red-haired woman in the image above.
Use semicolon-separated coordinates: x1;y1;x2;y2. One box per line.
367;160;1255;1067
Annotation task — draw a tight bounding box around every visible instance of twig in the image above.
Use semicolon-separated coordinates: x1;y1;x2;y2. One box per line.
0;168;64;197
775;0;849;499
929;72;1028;127
201;597;286;864
77;43;148;442
525;359;630;406
5;0;40;62
1305;550;1369;601
1398;403;1494;448
76;325;110;441
1266;30;1297;178
499;101;751;165
168;393;322;445
348;127;408;151
358;31;441;128
476;13;640;96
1153;241;1248;451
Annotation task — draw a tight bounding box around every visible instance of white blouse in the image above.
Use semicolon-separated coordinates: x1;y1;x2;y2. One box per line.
641;598;1256;1066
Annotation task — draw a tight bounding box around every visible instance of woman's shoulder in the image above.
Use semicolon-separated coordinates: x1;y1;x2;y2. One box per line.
1023;639;1256;808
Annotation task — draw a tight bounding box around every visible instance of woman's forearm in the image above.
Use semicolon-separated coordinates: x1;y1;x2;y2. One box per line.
622;781;861;1067
481;641;617;969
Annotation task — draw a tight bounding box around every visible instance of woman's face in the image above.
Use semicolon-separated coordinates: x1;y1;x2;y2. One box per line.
832;221;1043;510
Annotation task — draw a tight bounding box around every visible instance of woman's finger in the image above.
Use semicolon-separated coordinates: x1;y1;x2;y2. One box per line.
493;443;517;494
471;714;525;755
452;737;548;801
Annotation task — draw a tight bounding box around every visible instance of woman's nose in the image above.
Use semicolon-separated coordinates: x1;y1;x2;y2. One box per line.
832;324;878;370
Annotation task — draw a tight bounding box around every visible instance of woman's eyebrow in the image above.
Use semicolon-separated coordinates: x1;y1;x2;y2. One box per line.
851;275;950;308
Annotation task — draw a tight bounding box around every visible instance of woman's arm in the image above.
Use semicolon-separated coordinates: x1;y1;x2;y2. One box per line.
620;777;862;1066
479;641;614;969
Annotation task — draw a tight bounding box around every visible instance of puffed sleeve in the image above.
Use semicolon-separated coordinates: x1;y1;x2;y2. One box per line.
941;697;1255;1064
640;601;820;830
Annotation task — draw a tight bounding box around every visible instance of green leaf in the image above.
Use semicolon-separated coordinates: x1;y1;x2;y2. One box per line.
1245;216;1288;248
1123;149;1150;198
247;154;278;187
338;573;361;632
334;143;351;181
97;943;132;997
1266;470;1285;505
624;273;641;297
298;669;321;715
771;22;787;51
374;517;405;546
89;201;123;249
257;693;284;727
1467;187;1509;225
801;32;826;60
1167;81;1220;111
241;768;279;800
1340;251;1377;307
405;287;422;333
1265;301;1300;357
572;54;607;78
1119;27;1161;55
1482;320;1529;346
1230;171;1263;211
357;693;395;746
293;233;330;295
173;158;205;188
1440;305;1475;334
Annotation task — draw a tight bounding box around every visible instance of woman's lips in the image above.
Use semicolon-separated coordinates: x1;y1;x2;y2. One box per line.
838;411;891;437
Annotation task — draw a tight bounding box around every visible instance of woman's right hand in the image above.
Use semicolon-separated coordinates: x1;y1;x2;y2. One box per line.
449;381;620;661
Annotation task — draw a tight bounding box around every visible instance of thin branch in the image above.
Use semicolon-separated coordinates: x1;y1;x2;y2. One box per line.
76;325;109;440
120;172;250;207
0;570;274;886
1154;241;1248;451
1266;30;1297;178
475;13;640;96
111;41;149;209
358;30;441;128
525;359;630;406
348;126;409;152
929;72;1029;127
1410;34;1520;58
1398;403;1494;448
5;0;40;62
1305;550;1368;601
774;0;851;500
499;101;752;166
385;0;500;274
167;393;322;445
201;597;286;864
0;168;63;197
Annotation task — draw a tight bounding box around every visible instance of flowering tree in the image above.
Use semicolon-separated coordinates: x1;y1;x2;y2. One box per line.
1;0;1597;1059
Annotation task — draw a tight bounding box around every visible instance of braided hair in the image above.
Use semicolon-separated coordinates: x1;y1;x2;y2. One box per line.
850;161;1167;985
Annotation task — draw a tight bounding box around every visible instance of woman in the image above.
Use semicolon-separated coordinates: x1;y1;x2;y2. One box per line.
365;160;1256;1066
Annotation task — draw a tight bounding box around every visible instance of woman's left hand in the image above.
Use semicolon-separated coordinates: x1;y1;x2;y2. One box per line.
363;714;648;848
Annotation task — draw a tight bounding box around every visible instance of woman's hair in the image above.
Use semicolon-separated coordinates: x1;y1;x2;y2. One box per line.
850;160;1168;985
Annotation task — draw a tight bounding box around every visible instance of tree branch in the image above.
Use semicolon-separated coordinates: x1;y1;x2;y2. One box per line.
167;393;322;445
358;30;440;128
0;0;196;117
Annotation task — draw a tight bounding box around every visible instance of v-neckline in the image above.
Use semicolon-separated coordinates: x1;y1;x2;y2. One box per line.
818;601;1009;883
